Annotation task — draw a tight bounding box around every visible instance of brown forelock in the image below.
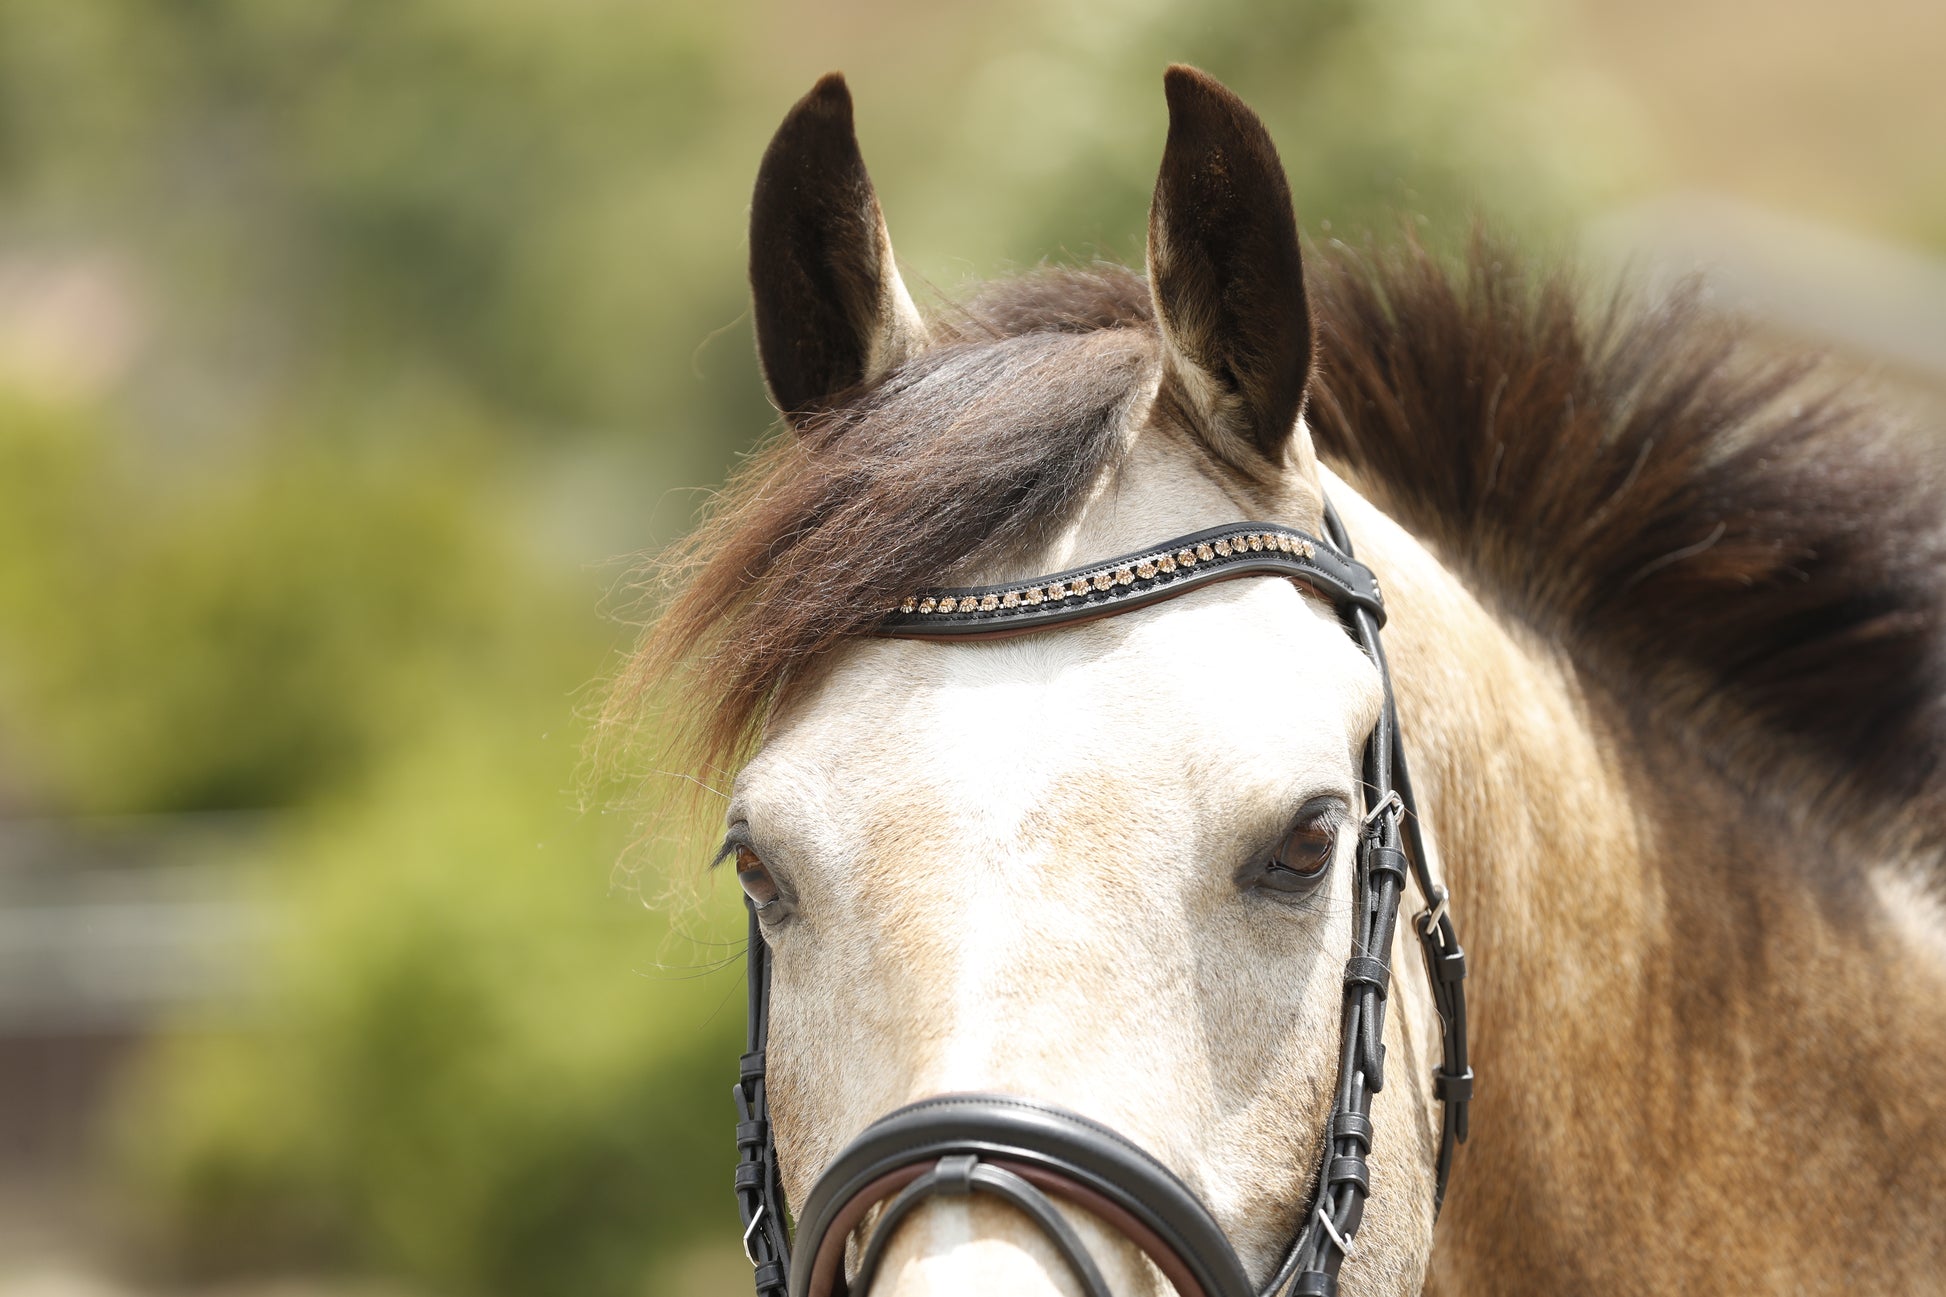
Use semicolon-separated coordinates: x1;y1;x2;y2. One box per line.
1304;235;1946;856
619;272;1157;776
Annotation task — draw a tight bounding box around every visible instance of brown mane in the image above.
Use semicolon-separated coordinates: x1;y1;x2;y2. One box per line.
615;243;1946;854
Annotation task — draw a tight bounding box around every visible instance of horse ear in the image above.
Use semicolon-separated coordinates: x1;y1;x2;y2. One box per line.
750;73;928;425
1146;66;1312;469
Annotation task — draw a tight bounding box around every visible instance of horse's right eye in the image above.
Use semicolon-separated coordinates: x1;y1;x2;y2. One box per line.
734;845;781;911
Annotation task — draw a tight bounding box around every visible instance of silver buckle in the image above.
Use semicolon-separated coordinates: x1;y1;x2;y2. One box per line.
742;1204;766;1265
1419;886;1449;948
1362;789;1402;828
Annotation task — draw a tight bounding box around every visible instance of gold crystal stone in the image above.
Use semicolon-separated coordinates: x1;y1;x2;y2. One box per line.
1002;590;1021;607
1026;588;1044;604
1048;584;1066;600
1089;573;1110;591
980;594;1000;611
1197;543;1215;561
1301;541;1315;558
937;596;957;613
1178;549;1197;566
1158;554;1177;573
1249;534;1265;550
1071;579;1091;596
1112;568;1132;586
1136;561;1157;580
1277;535;1293;552
1214;539;1232;556
901;597;918;613
919;598;937;613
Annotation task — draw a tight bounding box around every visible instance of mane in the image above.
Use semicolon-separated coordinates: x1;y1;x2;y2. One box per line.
615;246;1946;855
1303;242;1946;857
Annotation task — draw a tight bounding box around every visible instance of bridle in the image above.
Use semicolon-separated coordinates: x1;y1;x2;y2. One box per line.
731;503;1472;1297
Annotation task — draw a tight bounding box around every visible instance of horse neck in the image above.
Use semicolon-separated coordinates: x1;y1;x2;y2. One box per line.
1333;481;1946;1295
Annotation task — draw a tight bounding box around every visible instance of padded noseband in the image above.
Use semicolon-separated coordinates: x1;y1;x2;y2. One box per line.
793;1095;1252;1297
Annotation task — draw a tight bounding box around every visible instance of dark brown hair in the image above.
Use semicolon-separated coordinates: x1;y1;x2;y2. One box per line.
606;269;1157;781
612;243;1945;849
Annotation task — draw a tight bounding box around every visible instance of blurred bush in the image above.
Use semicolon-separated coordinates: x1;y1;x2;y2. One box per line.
0;390;518;813
0;1;1650;1294
114;711;746;1297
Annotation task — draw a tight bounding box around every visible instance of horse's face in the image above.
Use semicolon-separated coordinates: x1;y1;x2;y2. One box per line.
724;69;1439;1293
735;485;1393;1290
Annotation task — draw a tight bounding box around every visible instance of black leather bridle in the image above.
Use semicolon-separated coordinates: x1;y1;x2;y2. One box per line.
732;505;1471;1297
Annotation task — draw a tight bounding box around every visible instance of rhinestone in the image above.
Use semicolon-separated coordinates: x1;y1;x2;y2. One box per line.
1178;549;1197;566
937;596;957;613
1301;541;1316;558
1089;573;1111;591
1002;590;1021;608
1112;568;1133;586
1048;584;1067;601
980;594;1000;611
1276;535;1293;552
1071;579;1092;596
1214;539;1232;557
1249;534;1265;551
1136;561;1157;580
900;597;918;613
1197;544;1215;561
1025;588;1044;605
1158;554;1177;573
919;598;937;613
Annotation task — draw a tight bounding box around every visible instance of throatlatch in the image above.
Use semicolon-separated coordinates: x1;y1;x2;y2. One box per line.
731;503;1471;1297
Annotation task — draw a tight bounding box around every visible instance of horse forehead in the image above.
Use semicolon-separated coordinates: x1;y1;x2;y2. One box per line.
748;577;1380;840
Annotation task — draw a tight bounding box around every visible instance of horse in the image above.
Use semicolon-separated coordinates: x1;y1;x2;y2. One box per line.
618;65;1946;1295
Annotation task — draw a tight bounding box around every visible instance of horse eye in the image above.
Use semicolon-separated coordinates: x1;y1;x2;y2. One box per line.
734;845;782;910
1265;815;1337;886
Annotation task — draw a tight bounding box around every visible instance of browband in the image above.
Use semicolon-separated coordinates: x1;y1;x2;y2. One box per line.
880;523;1383;638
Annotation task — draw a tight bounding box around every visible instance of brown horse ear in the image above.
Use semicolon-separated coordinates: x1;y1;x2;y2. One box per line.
750;73;928;425
1146;66;1312;469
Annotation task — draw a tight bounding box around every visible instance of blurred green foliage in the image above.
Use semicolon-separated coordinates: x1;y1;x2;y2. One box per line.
115;711;747;1297
0;1;1643;1294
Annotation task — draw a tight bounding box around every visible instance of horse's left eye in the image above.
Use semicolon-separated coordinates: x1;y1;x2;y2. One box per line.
1258;813;1338;892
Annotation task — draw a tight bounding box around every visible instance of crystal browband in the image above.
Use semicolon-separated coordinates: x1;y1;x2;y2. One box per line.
878;522;1384;639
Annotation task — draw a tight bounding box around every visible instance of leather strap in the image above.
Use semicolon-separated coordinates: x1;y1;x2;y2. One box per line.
791;1094;1249;1297
880;523;1384;638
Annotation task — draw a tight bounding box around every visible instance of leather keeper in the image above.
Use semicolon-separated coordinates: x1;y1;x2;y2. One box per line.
735;1119;767;1149
1331;1111;1374;1150
1292;1270;1338;1296
1343;955;1390;995
734;1162;766;1191
1435;1067;1475;1103
752;1260;787;1294
1364;845;1409;884
1327;1155;1370;1194
739;1050;767;1083
1432;946;1468;985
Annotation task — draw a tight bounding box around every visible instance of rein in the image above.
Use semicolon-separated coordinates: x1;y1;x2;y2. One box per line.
731;504;1472;1297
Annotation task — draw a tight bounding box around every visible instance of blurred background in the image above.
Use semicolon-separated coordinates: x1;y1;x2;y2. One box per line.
0;2;1938;1295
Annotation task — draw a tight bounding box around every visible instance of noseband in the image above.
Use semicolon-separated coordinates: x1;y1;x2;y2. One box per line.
732;506;1471;1297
